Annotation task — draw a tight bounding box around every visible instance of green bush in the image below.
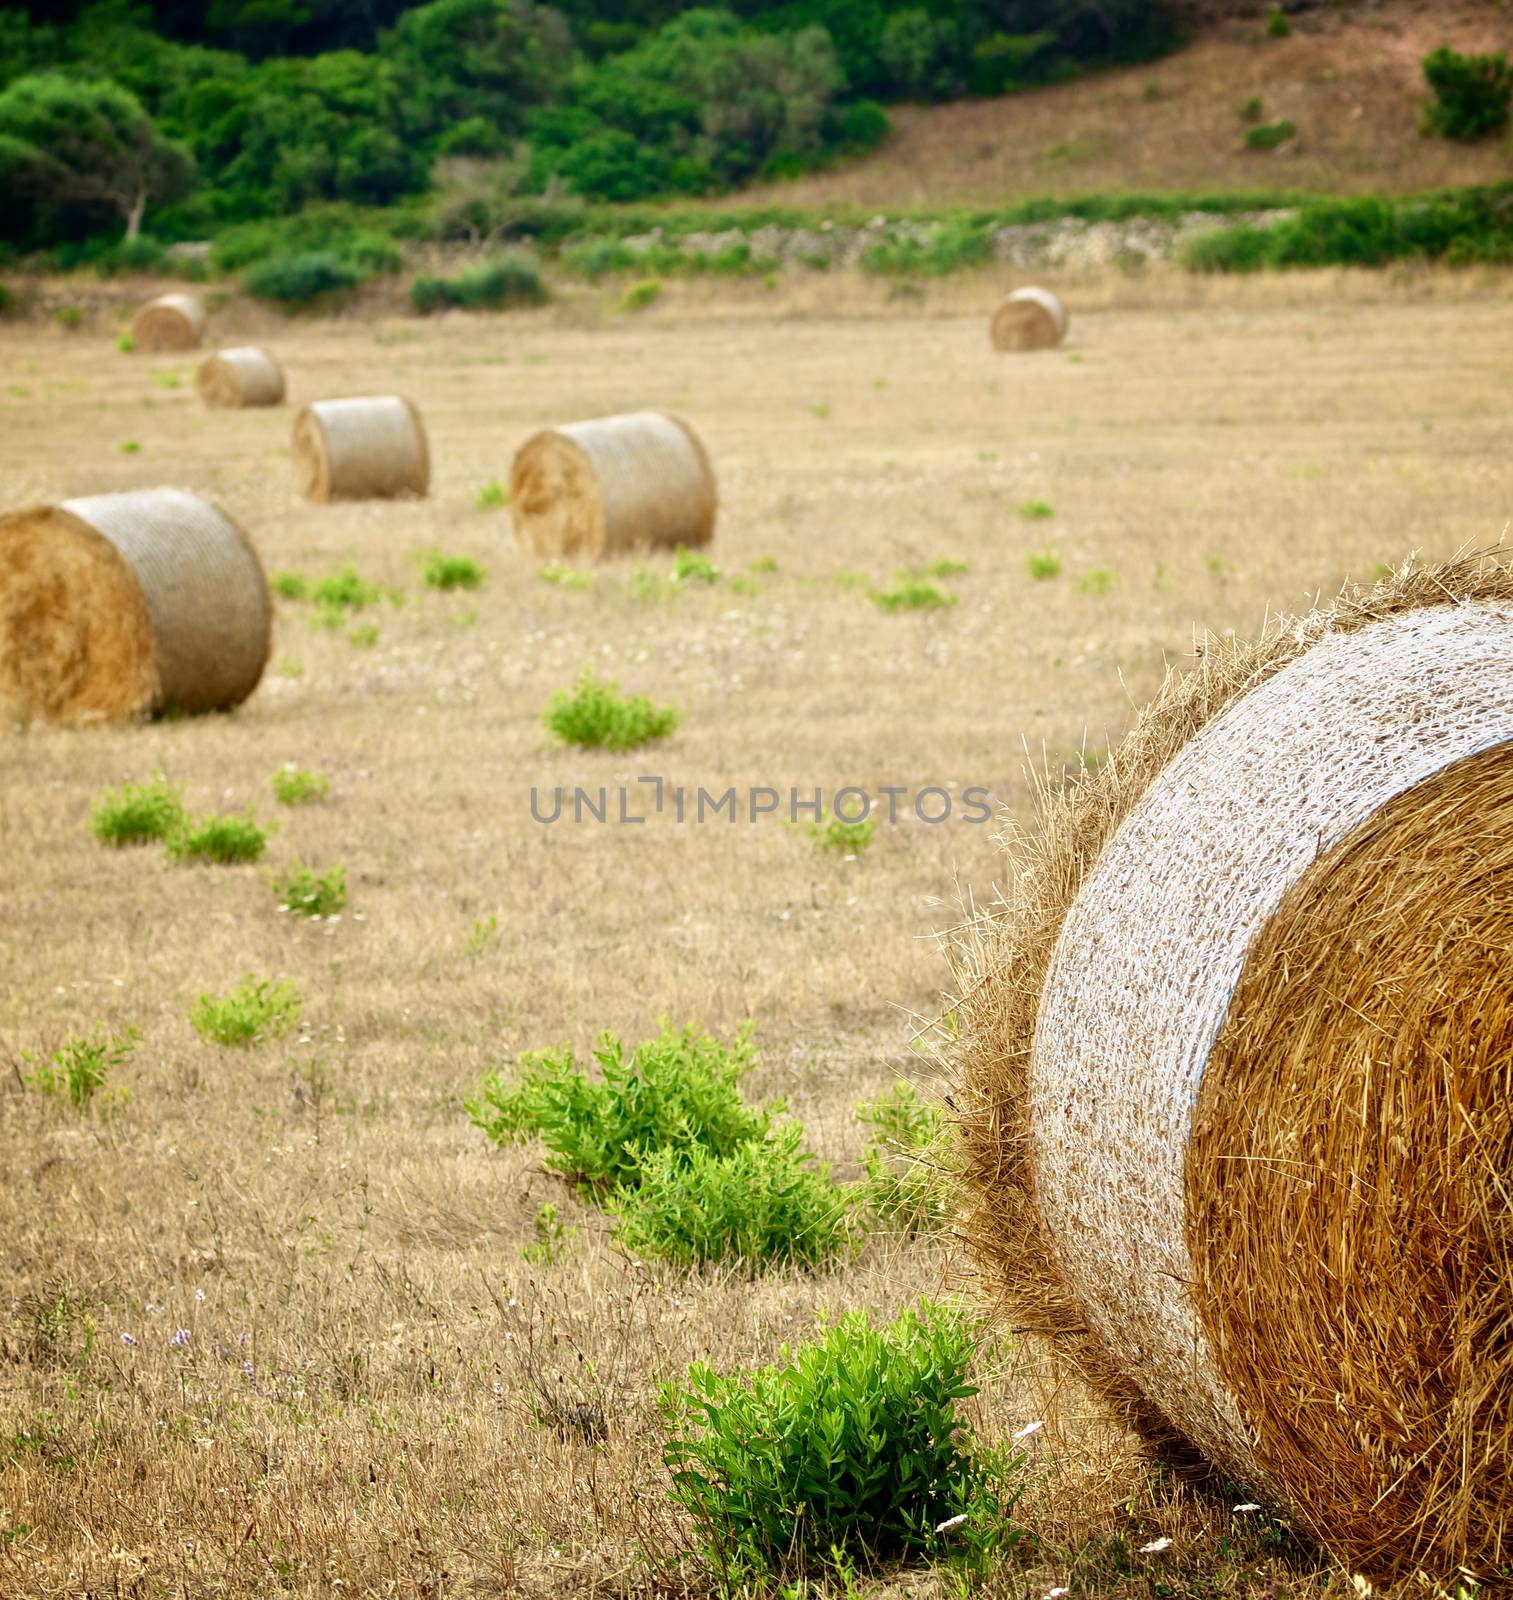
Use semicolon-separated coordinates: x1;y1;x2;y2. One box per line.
273;862;347;917
861;219;992;277
621;277;661;311
805;806;876;856
189;976;300;1047
1244;118;1294;151
422;553;485;591
466;1022;770;1191
560;238;638;279
1239;95;1263;123
1017;498;1054;520
661;1302;1022;1583
270;570;308;600
672;546;718;585
612;1125;853;1270
410;250;547;313
166;813;268;865
243;250;362;306
25;1026;139;1111
541;669;678;751
310;565;384;611
91;776;185;847
1421;46;1512;141
1265;9;1290;39
475;477;507;510
270;767;328;806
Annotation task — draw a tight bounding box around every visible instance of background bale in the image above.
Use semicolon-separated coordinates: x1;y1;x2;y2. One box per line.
989;287;1067;351
509;411;716;562
197;346;285;408
950;553;1513;1580
131;292;207;352
0;489;272;724
292;396;429;501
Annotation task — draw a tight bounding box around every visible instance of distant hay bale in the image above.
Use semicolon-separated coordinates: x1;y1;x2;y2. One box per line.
196;346;285;409
131;292;207;352
989;287;1067;352
509;411;716;561
0;489;272;724
950;552;1513;1581
292;396;429;502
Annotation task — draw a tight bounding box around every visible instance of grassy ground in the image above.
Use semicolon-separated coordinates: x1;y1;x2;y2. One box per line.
721;1;1513;211
1;265;1511;1597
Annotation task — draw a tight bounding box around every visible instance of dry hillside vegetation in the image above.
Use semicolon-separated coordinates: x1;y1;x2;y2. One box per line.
1;272;1512;1596
728;1;1513;209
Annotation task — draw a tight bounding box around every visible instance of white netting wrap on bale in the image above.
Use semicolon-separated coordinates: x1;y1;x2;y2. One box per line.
197;347;285;408
0;488;272;723
509;411;716;561
292;396;430;501
990;287;1067;352
131;292;207;352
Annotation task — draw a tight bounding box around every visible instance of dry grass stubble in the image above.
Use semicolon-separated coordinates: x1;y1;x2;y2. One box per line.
1;272;1511;1595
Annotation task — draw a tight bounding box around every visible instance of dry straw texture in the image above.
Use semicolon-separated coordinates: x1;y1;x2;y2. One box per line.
196;346;285;409
949;551;1513;1580
131;292;207;352
509;411;716;561
0;489;272;723
990;287;1068;352
292;396;429;502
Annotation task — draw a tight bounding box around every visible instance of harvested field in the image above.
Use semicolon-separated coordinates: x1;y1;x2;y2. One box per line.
1;272;1511;1597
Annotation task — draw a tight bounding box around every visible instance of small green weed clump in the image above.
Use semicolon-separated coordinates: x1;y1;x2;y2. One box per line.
271;766;328;806
91;776;184;847
311;565;385;611
661;1302;1022;1585
858;1081;948;1233
805;806;876;856
25;1026;139;1112
1265;7;1290;38
542;670;678;751
423;553;486;592
1245;118;1294;150
475;477;508;511
1078;567;1116;596
273;862;347;917
166;813;267;865
1017;498;1054;520
672;545;719;586
749;554;778;574
410;252;547;314
538;561;592;590
622;278;661;311
919;557;968;578
1239;94;1263;124
270;571;309;600
1026;549;1062;581
870;577;957;613
190;977;300;1047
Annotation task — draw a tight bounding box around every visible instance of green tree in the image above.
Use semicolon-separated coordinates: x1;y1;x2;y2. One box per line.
0;72;193;241
1421;45;1512;141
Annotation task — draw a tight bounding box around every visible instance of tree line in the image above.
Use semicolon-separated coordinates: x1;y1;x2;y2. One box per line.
0;0;1179;249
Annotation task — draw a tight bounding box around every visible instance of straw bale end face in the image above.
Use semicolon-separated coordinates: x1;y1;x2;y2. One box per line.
509;411;716;561
197;347;285;409
131;293;207;352
0;490;271;724
990;288;1068;352
292;396;429;502
950;552;1513;1581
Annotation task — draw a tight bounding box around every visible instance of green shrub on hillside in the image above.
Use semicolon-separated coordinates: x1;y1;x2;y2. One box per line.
244;250;362;306
1244;119;1294;151
1421;46;1513;141
410;250;546;313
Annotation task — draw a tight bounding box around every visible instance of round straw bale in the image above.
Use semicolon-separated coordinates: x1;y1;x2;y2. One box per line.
989;287;1067;352
949;552;1513;1580
131;292;207;352
292;396;429;501
0;489;272;724
509;411;716;561
196;346;285;408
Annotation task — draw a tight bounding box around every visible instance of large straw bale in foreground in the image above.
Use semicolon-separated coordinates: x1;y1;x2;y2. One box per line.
950;552;1513;1581
197;346;285;408
0;489;271;723
989;287;1067;351
292;396;429;501
131;292;207;352
509;411;716;561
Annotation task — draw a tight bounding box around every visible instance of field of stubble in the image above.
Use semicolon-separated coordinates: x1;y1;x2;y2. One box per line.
2;269;1511;1599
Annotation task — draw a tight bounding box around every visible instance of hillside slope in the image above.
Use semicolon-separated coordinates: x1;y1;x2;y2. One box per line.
721;1;1512;209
